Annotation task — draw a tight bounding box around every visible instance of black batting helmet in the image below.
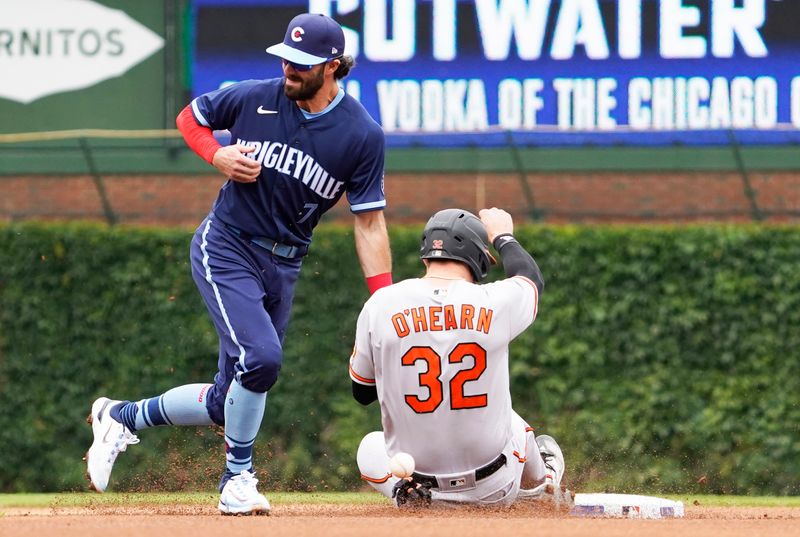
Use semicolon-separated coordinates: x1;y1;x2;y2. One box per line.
420;208;496;282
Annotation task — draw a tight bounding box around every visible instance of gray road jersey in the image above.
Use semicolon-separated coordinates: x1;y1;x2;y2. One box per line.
350;276;538;475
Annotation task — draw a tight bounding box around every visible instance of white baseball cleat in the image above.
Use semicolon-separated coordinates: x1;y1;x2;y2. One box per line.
519;435;574;509
218;470;271;516
85;397;139;492
536;434;565;487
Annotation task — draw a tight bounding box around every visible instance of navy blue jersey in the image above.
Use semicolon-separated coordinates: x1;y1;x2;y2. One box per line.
191;78;386;246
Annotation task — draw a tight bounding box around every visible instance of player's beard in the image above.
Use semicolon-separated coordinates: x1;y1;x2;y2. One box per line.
284;66;326;101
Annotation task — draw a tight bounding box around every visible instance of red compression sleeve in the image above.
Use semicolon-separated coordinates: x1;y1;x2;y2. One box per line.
176;105;221;164
366;272;393;295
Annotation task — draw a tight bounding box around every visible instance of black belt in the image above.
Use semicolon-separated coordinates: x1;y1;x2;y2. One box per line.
411;453;507;490
224;223;307;259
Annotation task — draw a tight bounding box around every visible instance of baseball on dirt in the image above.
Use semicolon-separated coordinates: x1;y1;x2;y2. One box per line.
389;452;416;478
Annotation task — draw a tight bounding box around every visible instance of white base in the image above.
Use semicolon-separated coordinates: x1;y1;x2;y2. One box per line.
571;493;684;519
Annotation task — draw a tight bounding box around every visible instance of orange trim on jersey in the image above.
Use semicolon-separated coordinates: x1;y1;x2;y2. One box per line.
513;275;536;289
349;366;375;385
513;275;539;321
514;424;536;463
361;472;392;484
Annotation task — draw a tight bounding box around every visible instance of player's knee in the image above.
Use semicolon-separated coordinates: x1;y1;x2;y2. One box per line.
239;344;283;392
204;384;227;426
357;431;388;475
357;431;397;499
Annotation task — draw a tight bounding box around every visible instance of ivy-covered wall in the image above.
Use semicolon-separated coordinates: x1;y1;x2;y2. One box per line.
1;222;798;494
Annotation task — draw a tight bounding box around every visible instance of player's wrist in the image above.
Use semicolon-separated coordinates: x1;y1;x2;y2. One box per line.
492;233;517;251
206;144;224;165
366;272;392;295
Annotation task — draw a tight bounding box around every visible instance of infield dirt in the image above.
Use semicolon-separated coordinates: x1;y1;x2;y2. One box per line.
1;502;799;537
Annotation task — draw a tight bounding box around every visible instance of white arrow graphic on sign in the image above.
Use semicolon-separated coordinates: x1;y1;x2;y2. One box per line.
0;0;165;104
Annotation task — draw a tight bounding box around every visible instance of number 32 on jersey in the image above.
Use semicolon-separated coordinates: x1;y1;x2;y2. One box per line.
402;342;487;413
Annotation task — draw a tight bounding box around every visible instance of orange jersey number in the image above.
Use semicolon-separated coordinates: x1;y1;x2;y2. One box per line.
402;346;443;413
401;342;488;414
449;343;488;410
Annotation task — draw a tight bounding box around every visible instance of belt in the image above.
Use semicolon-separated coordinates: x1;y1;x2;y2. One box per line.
224;223;307;259
411;453;507;490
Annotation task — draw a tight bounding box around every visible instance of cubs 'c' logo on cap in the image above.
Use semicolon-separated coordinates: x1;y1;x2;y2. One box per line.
291;26;304;42
432;239;444;249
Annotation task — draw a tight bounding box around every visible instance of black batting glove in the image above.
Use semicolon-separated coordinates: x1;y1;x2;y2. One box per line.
392;477;433;508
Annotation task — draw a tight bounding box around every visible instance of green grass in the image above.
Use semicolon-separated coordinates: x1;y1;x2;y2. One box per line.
0;491;389;508
0;492;797;509
664;494;800;507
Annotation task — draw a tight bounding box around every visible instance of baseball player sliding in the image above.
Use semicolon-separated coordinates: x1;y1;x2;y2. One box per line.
350;208;571;508
85;13;392;515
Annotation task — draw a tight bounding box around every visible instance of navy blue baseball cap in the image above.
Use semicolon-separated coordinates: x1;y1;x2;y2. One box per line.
266;13;345;67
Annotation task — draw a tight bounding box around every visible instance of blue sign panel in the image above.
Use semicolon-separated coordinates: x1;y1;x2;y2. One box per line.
191;1;800;146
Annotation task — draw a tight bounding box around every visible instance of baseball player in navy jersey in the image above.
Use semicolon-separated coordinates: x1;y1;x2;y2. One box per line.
350;208;572;508
85;13;392;515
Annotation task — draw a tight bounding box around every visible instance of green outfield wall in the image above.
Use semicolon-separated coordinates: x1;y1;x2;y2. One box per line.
0;222;798;494
2;142;800;175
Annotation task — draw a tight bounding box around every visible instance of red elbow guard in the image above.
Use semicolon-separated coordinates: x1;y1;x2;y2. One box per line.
176;105;221;164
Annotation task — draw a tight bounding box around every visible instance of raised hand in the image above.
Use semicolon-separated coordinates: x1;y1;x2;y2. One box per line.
478;207;514;243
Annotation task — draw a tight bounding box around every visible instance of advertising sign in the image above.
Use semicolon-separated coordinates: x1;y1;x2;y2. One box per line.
192;0;800;146
0;0;166;133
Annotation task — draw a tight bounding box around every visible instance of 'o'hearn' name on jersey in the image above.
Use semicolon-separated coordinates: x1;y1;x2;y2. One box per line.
236;137;343;200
